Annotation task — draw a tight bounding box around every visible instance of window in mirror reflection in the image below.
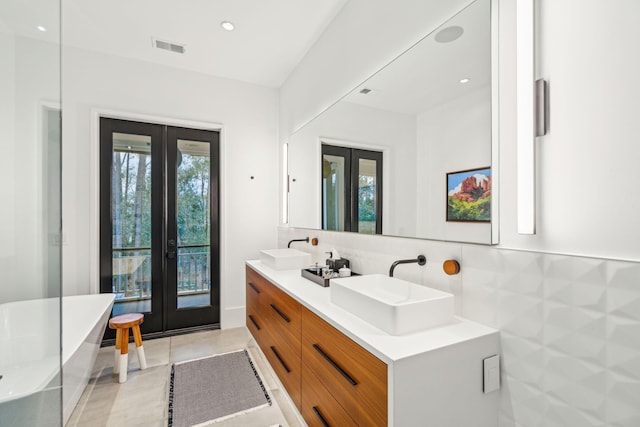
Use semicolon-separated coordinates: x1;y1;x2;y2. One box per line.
321;144;382;234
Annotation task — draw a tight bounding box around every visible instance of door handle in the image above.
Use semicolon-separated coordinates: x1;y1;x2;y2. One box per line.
167;239;176;259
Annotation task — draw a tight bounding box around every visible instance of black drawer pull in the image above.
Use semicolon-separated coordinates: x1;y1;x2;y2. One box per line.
270;304;290;323
312;406;330;427
270;346;291;373
248;282;261;294
312;344;358;386
248;314;261;330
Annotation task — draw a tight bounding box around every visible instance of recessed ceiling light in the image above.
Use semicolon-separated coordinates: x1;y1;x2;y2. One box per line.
220;21;235;31
435;26;464;43
37;25;47;32
459;78;470;84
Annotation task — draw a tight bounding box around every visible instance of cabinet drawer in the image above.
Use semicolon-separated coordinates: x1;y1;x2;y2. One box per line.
247;266;301;348
263;338;301;409
265;282;301;349
302;307;387;426
246;266;270;305
246;303;269;349
246;266;302;410
302;368;357;427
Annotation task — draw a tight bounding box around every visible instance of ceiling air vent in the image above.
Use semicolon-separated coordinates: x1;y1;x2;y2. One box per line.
152;38;186;54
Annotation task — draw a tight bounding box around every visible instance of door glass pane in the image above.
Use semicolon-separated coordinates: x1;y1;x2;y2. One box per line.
358;158;378;234
111;133;152;315
177;139;211;309
322;154;346;231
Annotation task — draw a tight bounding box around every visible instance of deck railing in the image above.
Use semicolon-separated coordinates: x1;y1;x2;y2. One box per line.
112;245;210;300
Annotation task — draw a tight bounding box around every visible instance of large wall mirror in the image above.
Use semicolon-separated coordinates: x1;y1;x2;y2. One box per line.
288;0;498;245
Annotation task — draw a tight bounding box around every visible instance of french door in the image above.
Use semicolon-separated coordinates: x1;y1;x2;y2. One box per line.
321;144;383;234
100;118;220;336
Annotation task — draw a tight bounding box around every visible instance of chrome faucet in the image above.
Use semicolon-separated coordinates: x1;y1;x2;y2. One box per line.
389;255;426;277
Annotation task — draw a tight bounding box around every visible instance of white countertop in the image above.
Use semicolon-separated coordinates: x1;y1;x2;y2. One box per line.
247;260;498;364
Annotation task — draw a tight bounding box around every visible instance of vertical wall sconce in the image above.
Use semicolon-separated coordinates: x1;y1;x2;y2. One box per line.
282;143;289;224
516;0;546;235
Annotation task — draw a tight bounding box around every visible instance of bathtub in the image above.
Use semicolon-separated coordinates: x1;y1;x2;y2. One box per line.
0;293;114;425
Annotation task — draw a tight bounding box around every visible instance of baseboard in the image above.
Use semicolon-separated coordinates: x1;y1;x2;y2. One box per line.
221;305;245;329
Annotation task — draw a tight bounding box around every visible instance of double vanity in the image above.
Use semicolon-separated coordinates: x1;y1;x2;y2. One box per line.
254;0;500;423
247;250;499;426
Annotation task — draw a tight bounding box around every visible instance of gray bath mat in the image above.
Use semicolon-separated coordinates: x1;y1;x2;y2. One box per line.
168;349;271;427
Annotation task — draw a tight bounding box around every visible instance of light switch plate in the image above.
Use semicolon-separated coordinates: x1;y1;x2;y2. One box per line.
483;354;500;394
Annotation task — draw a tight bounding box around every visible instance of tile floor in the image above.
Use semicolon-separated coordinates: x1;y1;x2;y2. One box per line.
67;327;305;427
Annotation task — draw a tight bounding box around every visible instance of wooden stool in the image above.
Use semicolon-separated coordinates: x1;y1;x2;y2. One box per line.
108;313;148;383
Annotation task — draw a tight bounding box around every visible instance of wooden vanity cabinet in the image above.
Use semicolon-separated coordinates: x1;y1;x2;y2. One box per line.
301;368;357;426
301;306;387;426
246;266;301;408
245;269;269;348
246;266;388;426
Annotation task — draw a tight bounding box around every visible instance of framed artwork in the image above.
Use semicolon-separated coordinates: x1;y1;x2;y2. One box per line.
446;167;491;222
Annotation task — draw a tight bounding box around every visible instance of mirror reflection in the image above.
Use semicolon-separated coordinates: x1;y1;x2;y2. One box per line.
322;145;383;234
288;0;496;244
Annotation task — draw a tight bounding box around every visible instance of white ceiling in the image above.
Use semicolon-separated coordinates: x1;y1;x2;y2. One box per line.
1;0;349;88
342;0;490;115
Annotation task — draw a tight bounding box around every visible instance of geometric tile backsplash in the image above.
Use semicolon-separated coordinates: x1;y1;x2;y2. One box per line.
464;247;640;427
279;227;640;427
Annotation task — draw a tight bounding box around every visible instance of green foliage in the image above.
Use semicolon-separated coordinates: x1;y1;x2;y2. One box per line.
112;151;211;249
177;155;210;246
112;152;152;248
447;196;491;222
358;184;376;222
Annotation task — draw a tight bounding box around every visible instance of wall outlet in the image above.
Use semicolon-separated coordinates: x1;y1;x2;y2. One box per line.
483;354;500;394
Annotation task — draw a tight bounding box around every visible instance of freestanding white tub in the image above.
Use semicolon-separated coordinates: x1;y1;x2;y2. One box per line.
0;293;114;425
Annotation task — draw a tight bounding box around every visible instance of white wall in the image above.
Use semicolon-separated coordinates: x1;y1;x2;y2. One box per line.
497;0;640;260
0;36;60;303
0;32;16;268
416;85;492;243
62;46;279;327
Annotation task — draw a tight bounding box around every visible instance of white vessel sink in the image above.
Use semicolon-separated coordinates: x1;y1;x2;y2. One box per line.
259;248;311;270
330;274;454;335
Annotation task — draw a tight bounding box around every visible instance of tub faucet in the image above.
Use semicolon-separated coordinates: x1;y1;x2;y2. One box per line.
389;255;426;277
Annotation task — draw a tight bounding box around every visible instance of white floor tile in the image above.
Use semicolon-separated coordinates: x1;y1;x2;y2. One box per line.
69;327;300;427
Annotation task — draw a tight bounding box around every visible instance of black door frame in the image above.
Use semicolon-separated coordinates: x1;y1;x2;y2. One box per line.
321;144;383;234
321;144;352;231
100;117;220;338
165;126;221;330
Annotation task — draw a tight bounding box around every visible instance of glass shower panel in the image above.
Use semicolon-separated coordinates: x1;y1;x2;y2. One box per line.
0;0;62;425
